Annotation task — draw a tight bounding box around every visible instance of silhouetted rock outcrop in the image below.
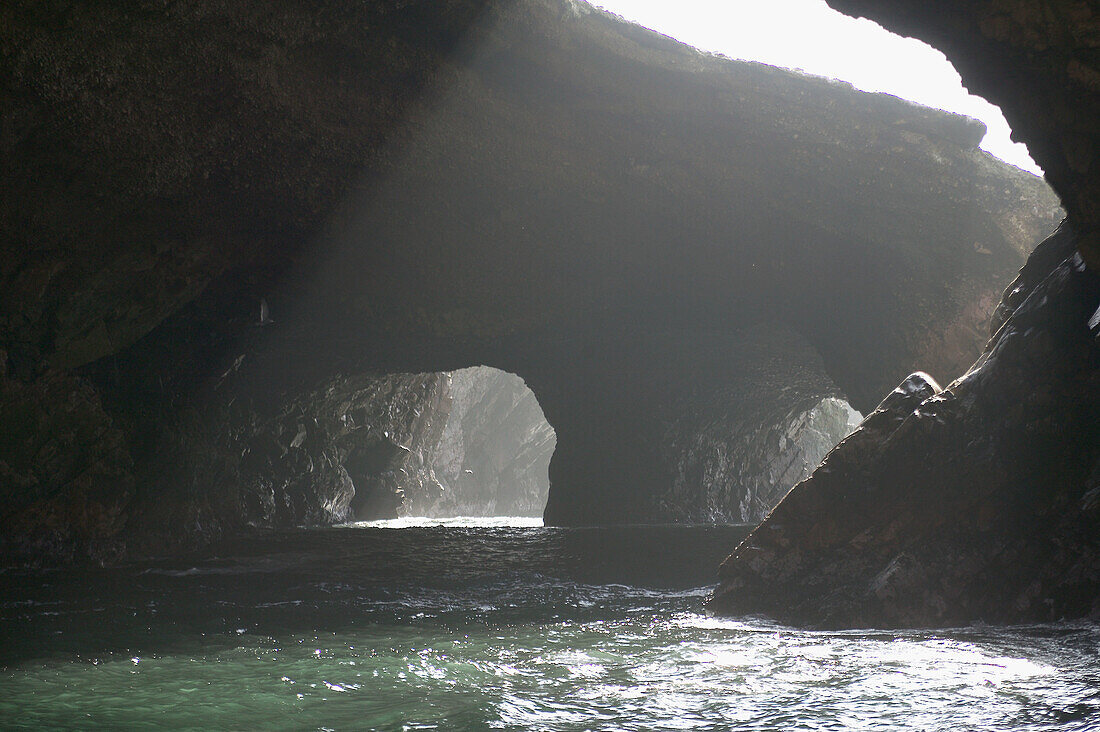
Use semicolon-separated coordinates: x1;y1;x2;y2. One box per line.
710;224;1100;627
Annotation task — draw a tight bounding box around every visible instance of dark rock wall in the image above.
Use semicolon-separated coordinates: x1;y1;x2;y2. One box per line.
0;0;496;372
539;325;862;525
0;366;133;565
711;224;1100;627
115;365;453;556
0;0;1062;560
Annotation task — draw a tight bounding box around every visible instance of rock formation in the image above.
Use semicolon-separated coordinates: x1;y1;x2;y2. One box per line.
412;367;556;518
659;328;863;524
542;325;865;525
4;359;456;562
705;0;1100;627
710;224;1100;627
0;0;1061;562
825;0;1100;268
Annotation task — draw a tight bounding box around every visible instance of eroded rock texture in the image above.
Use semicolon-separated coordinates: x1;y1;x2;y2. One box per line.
411;367;556;518
0;0;1060;561
541;325;863;525
659;329;862;524
710;224;1100;627
106;362;454;556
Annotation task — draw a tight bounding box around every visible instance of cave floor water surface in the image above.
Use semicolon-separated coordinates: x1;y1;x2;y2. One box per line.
1;520;1098;730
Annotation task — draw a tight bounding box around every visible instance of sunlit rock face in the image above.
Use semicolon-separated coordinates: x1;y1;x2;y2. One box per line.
408;367;555;518
710;224;1100;627
0;0;1060;561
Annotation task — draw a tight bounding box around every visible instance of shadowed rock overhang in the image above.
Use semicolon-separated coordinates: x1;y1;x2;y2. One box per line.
0;0;1064;560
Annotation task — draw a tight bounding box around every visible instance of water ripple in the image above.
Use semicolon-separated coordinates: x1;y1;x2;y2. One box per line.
1;523;1097;730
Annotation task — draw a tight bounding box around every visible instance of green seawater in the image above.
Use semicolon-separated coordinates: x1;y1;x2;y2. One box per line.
1;520;1098;730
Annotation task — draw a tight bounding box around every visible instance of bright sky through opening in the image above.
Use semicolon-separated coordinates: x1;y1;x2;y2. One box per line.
592;0;1043;176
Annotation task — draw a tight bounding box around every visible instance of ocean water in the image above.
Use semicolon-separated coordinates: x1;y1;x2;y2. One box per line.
1;520;1098;730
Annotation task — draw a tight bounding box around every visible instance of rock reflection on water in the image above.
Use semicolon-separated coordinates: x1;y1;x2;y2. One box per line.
1;522;1097;730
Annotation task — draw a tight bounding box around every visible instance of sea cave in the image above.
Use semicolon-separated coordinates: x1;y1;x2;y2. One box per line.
1;0;1099;728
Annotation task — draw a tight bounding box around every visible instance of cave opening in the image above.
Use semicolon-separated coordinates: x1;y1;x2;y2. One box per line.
0;0;1061;554
593;0;1042;175
345;366;556;525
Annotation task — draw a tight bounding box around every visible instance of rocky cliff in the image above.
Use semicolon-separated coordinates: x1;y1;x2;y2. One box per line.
702;0;1100;627
711;223;1100;626
0;0;1060;562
